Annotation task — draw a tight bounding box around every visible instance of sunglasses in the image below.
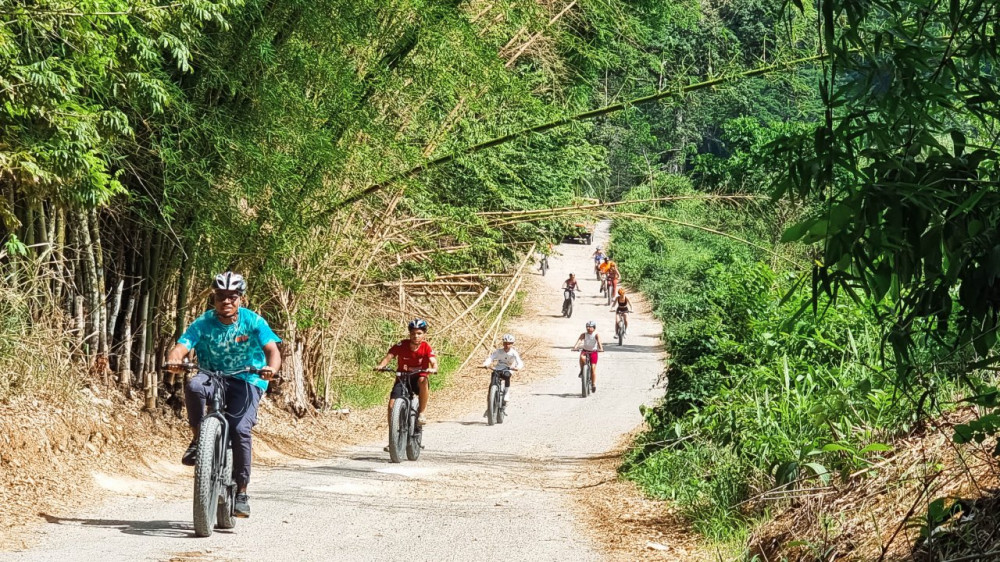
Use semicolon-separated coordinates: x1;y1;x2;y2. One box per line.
215;293;240;302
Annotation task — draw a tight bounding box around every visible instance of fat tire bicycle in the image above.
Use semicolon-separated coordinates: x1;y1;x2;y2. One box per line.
615;310;630;346
168;363;261;538
378;368;426;463
562;288;576;318
481;367;511;425
575;349;601;398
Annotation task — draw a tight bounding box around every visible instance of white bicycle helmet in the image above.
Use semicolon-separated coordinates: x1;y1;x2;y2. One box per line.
586;321;596;328
212;271;247;295
501;334;515;344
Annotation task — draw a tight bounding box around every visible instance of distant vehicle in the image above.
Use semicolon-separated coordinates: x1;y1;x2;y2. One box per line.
562;197;598;244
565;221;595;245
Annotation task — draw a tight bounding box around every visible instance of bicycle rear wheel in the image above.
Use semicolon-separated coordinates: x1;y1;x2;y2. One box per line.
388;399;407;463
193;417;223;537
581;363;591;398
215;448;236;530
406;408;422;461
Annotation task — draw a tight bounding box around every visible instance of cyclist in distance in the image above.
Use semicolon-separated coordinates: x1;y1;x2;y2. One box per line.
481;333;524;403
164;271;282;518
374;318;438;433
606;261;621;296
592;246;606;276
571;320;605;393
611;288;632;335
563;273;579;293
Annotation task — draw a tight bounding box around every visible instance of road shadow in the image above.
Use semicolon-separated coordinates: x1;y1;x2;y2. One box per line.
531;392;582;398
38;513;204;539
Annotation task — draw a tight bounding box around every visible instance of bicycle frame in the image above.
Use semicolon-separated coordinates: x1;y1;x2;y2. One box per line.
490;369;511;398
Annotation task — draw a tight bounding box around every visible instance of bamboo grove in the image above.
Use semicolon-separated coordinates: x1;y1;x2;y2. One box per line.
5;0;799;411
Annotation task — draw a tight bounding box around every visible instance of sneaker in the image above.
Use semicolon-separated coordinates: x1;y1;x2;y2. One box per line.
383;445;390;452
234;494;250;518
181;440;198;466
503;393;510;403
417;414;427;426
591;385;597;393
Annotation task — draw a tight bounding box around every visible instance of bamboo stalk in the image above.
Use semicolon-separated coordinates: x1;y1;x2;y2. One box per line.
477;195;764;217
504;1;577;68
437;286;490;334
456;244;534;371
320;52;831;215
368;281;491;288
88;207;108;360
361;273;511;287
120;288;135;392
608;211;805;268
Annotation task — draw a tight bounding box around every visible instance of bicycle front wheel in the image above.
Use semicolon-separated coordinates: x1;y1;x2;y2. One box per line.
581;363;591;398
388;399;407;463
193;416;223;537
487;383;500;426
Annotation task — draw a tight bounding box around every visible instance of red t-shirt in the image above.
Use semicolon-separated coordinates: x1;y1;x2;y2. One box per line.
389;340;436;374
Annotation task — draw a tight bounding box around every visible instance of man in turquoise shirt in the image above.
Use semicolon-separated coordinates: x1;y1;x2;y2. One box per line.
165;271;281;518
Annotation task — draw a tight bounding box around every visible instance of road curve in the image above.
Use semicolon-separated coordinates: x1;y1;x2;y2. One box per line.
3;221;665;562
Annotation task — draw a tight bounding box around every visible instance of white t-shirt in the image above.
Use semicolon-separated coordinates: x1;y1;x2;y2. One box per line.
482;348;524;371
581;332;599;351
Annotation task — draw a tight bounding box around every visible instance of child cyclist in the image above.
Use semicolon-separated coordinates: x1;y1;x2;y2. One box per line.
610;287;632;335
571;320;605;393
480;333;525;404
374;318;438;431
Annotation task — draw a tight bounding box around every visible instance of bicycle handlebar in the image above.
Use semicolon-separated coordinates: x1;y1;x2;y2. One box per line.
162;362;265;377
375;367;428;377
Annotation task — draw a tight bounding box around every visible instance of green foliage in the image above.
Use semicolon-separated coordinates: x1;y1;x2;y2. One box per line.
771;0;1000;360
613;179;961;539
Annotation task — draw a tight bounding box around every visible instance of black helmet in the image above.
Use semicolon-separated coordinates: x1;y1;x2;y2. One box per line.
212;271;247;295
408;318;428;331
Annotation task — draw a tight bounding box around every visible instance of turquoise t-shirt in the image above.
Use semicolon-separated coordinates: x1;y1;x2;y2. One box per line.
178;307;281;391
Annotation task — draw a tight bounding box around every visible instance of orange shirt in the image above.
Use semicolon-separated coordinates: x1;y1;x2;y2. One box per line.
599;262;611;274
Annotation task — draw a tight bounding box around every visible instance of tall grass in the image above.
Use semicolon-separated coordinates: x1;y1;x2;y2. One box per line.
0;284;82;402
611;179;963;543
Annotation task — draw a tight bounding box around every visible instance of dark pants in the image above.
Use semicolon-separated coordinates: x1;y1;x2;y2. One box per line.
184;374;262;489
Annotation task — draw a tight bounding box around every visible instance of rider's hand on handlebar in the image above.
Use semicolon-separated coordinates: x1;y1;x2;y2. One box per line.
259;367;276;381
163;362;186;374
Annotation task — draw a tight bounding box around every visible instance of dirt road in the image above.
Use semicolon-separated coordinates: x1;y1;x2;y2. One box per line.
3;222;665;562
